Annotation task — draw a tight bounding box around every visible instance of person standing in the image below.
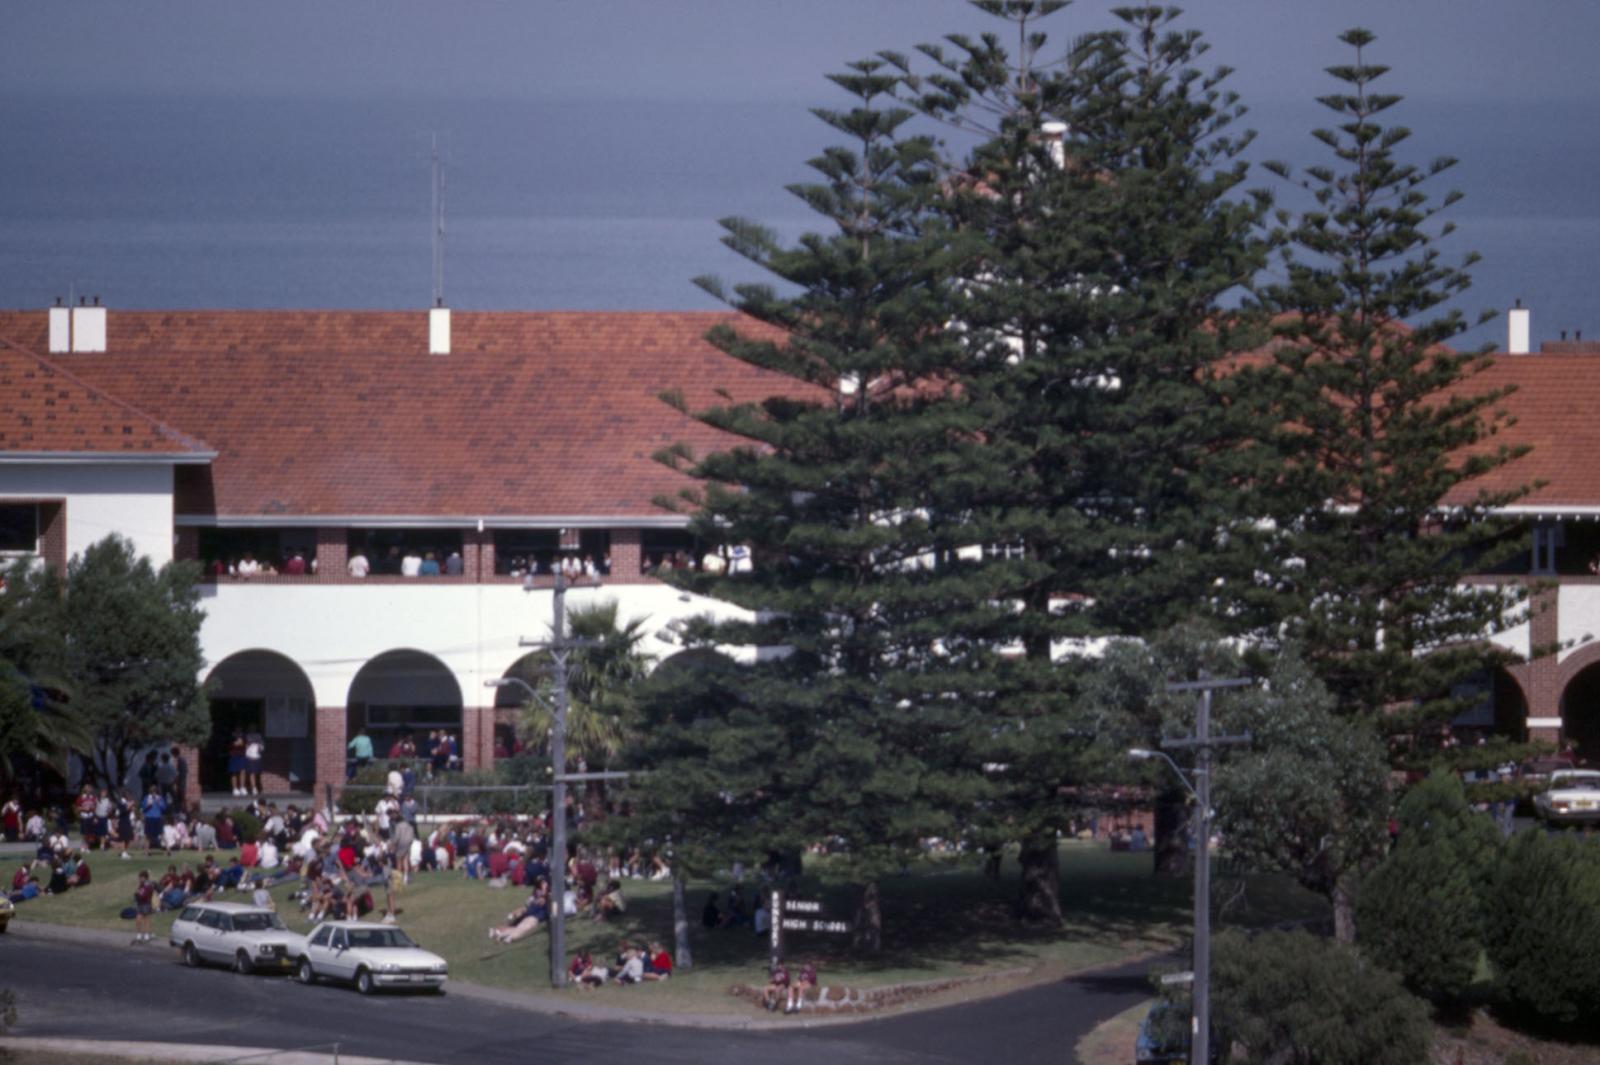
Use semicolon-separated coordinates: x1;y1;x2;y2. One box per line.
170;747;189;813
244;732;265;796
132;869;155;945
228;729;248;797
140;787;166;855
347;728;373;781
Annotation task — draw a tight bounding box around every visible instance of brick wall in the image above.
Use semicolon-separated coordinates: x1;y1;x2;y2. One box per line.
316;527;348;579
174;525;200;564
314;706;347;798
611;528;641;578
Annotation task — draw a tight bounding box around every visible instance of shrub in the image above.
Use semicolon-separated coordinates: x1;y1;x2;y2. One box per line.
1357;772;1500;1006
1214;928;1431;1065
1483;829;1600;1029
227;807;263;844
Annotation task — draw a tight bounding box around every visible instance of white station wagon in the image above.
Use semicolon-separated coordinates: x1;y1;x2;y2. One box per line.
170;901;307;974
1534;769;1600;825
295;920;448;994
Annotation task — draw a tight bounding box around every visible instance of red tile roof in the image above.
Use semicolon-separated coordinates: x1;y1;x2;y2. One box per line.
0;311;802;520
0;335;211;457
1446;353;1600;510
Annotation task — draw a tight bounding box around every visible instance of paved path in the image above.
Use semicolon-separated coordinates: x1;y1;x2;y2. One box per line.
0;925;1157;1064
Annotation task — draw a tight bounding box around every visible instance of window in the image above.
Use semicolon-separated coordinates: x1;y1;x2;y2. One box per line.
347;529;464;576
198;910;224;929
0;504;38;553
197;527;317;576
310;926;332;947
493;528;610;576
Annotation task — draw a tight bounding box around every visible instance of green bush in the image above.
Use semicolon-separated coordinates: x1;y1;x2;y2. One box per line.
227;808;263;844
1214;928;1432;1065
1484;829;1600;1029
1357;772;1500;1006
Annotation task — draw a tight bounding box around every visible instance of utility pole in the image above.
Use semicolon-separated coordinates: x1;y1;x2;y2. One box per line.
516;569;598;989
1163;675;1253;1065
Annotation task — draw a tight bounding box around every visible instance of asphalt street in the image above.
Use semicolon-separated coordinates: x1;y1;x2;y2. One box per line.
2;933;1155;1064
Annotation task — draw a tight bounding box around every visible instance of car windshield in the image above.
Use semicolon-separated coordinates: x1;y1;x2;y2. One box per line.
233;912;287;932
1553;773;1600;790
345;928;416;949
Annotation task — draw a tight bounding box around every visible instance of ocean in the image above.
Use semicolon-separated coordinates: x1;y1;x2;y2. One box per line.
1;92;1595;350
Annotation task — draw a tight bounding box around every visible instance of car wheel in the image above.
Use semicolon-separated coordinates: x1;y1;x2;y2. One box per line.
234;950;254;975
296;957;316;985
183;942;202;968
355;968;375;995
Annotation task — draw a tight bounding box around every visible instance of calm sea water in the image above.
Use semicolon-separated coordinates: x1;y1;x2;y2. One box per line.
1;93;1595;349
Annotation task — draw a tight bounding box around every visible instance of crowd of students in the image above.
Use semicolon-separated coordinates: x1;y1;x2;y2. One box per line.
6;781;830;1012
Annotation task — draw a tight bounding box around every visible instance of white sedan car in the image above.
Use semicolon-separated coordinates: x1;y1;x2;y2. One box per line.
170;901;307;974
295;920;448;994
1534;769;1600;825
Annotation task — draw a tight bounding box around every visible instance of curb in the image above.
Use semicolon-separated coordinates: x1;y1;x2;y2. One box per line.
9;917;1168;1030
0;1036;433;1065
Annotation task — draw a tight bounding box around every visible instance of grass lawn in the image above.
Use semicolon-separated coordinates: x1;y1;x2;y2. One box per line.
8;841;1324;1014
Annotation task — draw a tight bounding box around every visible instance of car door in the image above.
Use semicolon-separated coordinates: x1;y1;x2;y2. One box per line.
304;924;333;973
196;910;227;962
324;927;356;980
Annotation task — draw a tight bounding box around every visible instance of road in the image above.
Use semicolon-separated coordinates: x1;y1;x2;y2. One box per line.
1;933;1155;1064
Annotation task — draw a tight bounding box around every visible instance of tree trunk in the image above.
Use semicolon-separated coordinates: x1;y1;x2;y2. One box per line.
852;880;882;952
671;869;693;969
1016;834;1063;923
582;780;607;824
1331;873;1357;944
1152;785;1190;878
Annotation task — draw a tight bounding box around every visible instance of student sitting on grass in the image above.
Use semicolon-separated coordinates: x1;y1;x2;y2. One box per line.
786;961;817;1014
642;941;672;981
761;963;790;1012
489;881;551;944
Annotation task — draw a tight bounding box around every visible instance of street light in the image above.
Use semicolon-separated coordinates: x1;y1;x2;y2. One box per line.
1131;675;1254;1065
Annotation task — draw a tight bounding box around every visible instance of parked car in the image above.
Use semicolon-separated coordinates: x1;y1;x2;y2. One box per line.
295;920;447;994
0;894;13;934
170;901;306;974
1533;769;1600;825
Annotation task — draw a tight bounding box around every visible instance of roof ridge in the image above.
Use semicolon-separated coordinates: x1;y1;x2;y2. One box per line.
0;333;213;455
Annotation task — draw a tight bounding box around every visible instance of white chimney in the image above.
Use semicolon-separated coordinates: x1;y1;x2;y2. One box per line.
1041;120;1068;169
71;297;106;353
1507;300;1530;355
429;303;451;356
48;300;70;354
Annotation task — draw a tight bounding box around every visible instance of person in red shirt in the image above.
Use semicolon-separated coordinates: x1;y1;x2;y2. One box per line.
132;870;156;945
337;842;358;870
643;940;672;981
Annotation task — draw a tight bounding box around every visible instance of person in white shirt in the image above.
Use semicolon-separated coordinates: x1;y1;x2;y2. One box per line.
347;552;370;578
258;838;280;869
385;766;403;797
401;551;423;577
236;552;261;579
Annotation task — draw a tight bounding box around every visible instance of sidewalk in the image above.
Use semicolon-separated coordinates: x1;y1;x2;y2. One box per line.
0;1036;432;1064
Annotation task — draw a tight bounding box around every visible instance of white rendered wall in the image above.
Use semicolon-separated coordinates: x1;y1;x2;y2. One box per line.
0;462;174;565
1558;584;1600;664
196;581;757;706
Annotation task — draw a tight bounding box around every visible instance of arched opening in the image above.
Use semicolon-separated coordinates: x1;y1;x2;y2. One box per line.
1561;660;1600;762
493;653;545;759
1491;667;1529;742
203;650;317;793
347;650;463;769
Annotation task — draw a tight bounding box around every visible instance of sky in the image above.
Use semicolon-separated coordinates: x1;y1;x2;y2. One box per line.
5;0;1599;106
2;1;1598;341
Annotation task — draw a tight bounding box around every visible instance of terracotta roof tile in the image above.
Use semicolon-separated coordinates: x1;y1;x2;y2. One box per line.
0;335;210;457
0;310;798;519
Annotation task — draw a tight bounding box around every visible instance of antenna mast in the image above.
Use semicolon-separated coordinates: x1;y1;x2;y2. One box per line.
431;133;446;307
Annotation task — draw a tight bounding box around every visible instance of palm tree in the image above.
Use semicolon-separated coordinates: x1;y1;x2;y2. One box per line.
512;600;652;823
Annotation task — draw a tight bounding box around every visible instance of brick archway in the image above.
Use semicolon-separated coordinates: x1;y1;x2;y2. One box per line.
1557;644;1600;761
